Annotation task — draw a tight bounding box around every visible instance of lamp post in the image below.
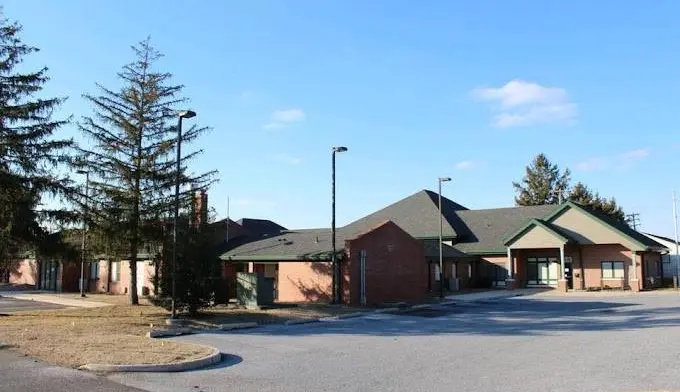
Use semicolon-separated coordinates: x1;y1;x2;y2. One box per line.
438;177;451;299
331;146;348;304
171;110;196;320
76;169;90;298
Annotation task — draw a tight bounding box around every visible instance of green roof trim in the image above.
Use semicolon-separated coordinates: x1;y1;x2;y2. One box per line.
503;219;571;246
544;201;662;251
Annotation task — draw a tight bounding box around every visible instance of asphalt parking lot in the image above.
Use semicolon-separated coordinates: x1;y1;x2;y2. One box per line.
108;292;680;392
0;296;65;313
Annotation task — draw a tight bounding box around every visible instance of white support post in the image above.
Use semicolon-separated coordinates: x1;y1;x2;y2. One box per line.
506;248;513;279
631;251;637;280
560;246;566;278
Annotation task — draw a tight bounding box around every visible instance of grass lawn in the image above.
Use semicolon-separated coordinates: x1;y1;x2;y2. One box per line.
0;296;213;368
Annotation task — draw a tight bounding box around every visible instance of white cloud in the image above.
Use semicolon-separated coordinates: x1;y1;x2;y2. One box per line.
575;148;651;172
575;157;610;172
263;108;306;129
272;153;302;165
621;148;650;160
472;79;577;128
455;160;476;170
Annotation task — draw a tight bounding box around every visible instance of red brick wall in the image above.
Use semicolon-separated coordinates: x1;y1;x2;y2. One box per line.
277;261;332;303
580;244;641;290
344;221;427;306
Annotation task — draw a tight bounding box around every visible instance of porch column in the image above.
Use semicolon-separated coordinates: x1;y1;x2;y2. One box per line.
630;251;640;292
558;245;568;292
506;248;518;289
506;248;514;279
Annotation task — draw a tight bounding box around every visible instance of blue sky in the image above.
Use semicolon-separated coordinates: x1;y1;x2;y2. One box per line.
5;1;680;236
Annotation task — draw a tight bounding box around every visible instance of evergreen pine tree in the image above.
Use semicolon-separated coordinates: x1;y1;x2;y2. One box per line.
0;13;72;271
77;38;216;305
513;154;571;206
568;182;626;224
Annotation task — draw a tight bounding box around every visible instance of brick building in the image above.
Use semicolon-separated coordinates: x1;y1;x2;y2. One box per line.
222;190;668;305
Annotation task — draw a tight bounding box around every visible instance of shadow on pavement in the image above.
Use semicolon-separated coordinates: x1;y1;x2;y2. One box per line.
211;297;680;337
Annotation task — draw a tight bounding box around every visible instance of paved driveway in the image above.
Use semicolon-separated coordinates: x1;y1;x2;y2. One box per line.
0;296;65;313
0;349;143;392
109;293;680;392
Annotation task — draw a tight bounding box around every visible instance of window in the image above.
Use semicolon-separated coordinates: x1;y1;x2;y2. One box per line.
111;261;121;282
90;262;99;280
434;264;441;281
601;261;624;279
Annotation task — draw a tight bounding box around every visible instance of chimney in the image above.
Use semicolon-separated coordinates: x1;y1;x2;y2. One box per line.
192;190;208;227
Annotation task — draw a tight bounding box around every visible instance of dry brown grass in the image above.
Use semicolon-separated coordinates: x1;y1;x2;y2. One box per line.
0;302;213;368
194;303;371;326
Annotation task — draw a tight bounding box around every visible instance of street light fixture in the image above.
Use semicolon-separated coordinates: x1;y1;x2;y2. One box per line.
331;146;348;304
438;177;451;299
76;169;90;298
171;109;196;320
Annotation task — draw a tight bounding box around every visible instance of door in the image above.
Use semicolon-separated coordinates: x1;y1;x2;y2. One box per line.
527;257;559;287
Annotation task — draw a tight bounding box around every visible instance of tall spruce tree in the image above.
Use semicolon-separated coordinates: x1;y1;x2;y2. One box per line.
0;13;72;271
78;38;215;305
569;182;626;224
513;154;571;206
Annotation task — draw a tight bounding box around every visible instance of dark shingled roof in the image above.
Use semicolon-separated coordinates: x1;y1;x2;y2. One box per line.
221;229;347;260
236;218;287;237
423;240;476;259
342;190;467;239
451;205;559;254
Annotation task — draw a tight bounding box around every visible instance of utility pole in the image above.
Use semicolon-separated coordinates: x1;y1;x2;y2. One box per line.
626;213;641;230
673;192;680;289
226;196;230;243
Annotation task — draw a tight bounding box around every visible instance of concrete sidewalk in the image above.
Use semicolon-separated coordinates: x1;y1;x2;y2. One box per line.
0;292;111;308
445;288;546;302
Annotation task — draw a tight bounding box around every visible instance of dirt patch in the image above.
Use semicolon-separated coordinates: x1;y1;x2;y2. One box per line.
0;302;213;368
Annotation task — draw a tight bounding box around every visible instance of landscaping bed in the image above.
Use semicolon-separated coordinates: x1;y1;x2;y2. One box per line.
190;303;372;326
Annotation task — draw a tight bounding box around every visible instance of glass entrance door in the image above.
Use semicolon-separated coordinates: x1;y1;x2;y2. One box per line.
526;257;559;287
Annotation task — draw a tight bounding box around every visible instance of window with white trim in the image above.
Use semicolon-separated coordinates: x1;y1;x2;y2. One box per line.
601;261;624;279
434;264;441;281
111;261;121;282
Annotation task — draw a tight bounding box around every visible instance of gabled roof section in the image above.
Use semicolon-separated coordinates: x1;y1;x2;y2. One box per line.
643;232;679;247
544;201;666;251
236;218;287;237
503;219;572;246
450;204;559;254
220;229;344;261
342;190;467;239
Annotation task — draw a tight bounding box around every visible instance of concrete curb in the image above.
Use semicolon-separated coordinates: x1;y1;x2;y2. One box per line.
147;327;193;338
218;322;258;331
79;346;222;373
410;304;432;310
284;318;320;325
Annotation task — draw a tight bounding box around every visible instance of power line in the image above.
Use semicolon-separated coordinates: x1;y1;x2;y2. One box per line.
626;212;641;230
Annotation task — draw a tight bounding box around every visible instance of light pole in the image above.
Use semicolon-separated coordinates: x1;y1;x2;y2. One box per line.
331;146;348;304
438;177;451;299
76;169;90;298
171;110;196;320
